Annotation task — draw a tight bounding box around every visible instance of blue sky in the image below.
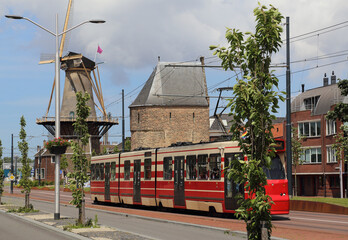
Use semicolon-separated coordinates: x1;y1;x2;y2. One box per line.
1;0;348;158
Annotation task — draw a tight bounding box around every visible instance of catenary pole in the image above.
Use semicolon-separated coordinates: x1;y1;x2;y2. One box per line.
286;17;293;197
10;134;13;194
122;89;125;152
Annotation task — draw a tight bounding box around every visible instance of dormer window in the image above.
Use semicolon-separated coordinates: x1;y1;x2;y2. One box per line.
304;96;320;110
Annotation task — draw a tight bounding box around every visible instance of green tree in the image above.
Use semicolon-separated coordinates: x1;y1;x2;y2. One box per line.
211;4;284;239
124;138;131;152
327;80;348;122
18;116;33;209
326;79;348;197
113;145;120;153
0;140;4;204
292;128;304;196
60;154;69;187
68;92;91;225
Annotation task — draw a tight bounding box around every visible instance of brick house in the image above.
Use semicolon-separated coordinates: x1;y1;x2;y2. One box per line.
129;58;209;150
34;146;58;182
290;72;347;197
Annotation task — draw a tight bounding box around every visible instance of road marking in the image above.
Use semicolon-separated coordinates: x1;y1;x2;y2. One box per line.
291;216;348;225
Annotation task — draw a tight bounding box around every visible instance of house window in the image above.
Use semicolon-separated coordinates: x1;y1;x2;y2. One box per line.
326;119;337;135
35;168;40;179
298;121;321;137
186;155;197;180
197;154;208;180
163;157;173;180
301;147;322;163
124;160;130;180
327;146;337;163
329;175;339;188
111;162;116;181
51;156;55;163
40;168;45;179
304;96;320;110
144;159;151;180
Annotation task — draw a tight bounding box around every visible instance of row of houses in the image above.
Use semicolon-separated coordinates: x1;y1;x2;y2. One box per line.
33;60;347;197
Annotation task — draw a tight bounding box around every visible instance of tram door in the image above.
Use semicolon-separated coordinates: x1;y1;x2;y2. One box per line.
224;153;244;210
133;160;141;203
174;156;185;206
105;163;110;201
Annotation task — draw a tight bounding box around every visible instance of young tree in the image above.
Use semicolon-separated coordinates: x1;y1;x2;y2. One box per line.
292;128;304;196
113;145;120;153
68;92;91;225
326;79;348;197
124;138;131;152
211;4;284;239
18;116;33;209
60;154;69;187
0;140;4;204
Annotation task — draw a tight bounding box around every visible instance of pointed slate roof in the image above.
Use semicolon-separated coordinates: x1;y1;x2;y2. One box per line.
129;62;209;108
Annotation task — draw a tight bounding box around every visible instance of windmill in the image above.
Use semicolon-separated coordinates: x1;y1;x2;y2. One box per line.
36;0;118;154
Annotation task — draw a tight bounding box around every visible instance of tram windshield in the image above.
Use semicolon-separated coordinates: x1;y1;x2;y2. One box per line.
263;155;286;180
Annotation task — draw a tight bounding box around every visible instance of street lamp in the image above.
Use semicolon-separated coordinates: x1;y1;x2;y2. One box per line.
5;14;105;220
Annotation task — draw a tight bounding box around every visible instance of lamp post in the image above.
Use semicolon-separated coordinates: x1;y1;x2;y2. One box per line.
5;14;105;220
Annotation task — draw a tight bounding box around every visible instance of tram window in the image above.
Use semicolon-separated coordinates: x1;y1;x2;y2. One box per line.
197;154;208;180
111;162;116;181
263;155;286;180
91;164;96;180
186;155;197;180
124;160;130;180
163;157;173;180
95;164;100;180
100;163;104;180
209;154;221;180
144;158;152;180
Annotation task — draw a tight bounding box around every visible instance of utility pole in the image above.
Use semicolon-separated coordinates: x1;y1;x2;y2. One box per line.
286;16;293;197
122;89;125;152
10;134;13;194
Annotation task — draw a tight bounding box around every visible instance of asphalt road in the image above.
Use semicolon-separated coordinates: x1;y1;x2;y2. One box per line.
0;210;80;240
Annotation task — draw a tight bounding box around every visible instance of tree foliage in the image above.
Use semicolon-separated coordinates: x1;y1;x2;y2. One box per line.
211;3;284;239
327;79;348;122
0;139;4;204
18;116;33;209
327;79;348;197
68;92;91;225
124;138;131;152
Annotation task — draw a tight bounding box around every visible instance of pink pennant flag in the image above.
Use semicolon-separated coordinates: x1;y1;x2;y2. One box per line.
97;45;103;54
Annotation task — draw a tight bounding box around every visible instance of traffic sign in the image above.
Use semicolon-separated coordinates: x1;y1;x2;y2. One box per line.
9;174;15;181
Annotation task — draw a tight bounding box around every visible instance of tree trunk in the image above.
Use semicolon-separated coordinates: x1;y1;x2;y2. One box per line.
78;194;85;225
294;168;297;196
25;192;30;209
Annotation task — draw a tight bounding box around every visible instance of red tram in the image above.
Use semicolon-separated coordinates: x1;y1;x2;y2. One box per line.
90;140;289;215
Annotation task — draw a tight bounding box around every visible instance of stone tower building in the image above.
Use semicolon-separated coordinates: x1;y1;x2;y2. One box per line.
129;58;209;150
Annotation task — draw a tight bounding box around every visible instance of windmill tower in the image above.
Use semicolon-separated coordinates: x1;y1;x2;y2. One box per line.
36;0;118;154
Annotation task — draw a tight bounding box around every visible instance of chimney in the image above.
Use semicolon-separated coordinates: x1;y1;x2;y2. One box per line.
200;56;205;66
323;73;329;86
301;84;305;93
331;71;336;84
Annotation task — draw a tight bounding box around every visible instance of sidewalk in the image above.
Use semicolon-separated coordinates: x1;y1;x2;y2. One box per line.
0;198;152;240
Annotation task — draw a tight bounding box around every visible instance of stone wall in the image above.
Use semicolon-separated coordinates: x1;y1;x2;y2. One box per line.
130;106;209;150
